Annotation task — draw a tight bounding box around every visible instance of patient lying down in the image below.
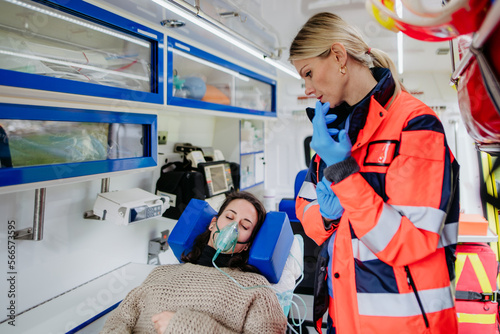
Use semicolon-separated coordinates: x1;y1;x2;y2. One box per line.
100;191;287;334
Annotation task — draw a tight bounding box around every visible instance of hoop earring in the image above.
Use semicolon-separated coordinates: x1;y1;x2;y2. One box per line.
340;65;347;75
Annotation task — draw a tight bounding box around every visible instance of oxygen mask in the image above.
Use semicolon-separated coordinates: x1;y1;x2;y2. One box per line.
214;221;239;255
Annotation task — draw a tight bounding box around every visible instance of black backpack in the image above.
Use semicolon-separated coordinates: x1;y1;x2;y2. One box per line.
156;161;206;219
228;162;240;191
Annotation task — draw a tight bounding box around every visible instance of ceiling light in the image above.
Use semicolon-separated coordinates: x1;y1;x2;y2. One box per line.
396;0;403;74
5;0;151;48
397;32;403;74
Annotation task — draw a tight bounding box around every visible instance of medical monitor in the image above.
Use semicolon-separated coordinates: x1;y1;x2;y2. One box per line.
198;162;234;198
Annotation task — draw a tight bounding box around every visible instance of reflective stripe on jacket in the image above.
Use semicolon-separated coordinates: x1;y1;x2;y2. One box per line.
296;90;460;334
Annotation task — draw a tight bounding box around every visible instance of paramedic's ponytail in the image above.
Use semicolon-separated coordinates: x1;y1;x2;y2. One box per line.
368;48;406;92
289;12;405;92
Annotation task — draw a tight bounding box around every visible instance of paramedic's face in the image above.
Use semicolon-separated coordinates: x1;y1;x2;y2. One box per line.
293;52;344;107
208;199;258;253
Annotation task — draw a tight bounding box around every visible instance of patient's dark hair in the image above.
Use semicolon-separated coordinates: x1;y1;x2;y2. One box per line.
181;191;266;273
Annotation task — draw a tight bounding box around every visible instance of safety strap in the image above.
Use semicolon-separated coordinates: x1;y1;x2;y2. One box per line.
455;252;495;304
456;253;498;325
455;290;496;302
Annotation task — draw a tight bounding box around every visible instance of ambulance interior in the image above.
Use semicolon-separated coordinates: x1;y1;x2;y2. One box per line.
0;0;499;332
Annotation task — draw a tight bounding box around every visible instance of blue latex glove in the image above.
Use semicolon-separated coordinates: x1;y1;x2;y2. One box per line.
324;116;340;136
316;177;344;220
310;101;352;166
314;101;340;136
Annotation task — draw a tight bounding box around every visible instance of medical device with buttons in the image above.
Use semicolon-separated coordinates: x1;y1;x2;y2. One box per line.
93;188;169;226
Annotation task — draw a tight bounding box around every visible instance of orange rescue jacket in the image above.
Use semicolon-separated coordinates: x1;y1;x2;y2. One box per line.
296;85;459;334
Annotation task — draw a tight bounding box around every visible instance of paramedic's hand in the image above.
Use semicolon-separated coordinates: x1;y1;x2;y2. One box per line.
317;177;344;220
152;311;175;334
313;101;340;136
311;101;352;166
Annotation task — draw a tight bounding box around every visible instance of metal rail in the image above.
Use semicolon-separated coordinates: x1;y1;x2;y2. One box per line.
14;188;45;241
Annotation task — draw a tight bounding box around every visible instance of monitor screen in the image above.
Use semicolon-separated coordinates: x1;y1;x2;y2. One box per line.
200;162;233;197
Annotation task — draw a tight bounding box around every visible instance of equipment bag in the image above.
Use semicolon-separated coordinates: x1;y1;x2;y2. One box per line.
228;161;240;191
457;20;500;147
455;243;499;334
156;162;206;219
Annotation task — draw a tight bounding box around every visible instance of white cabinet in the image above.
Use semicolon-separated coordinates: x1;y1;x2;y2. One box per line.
240;120;265;189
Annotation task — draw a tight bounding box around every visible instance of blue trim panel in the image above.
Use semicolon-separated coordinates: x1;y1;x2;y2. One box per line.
241;181;264;191
354;258;399;293
1;0;164;104
0;69;164;104
167;37;276;117
66;301;121;334
168;97;276;117
402;114;445;133
0;103;154;123
0;103;157;187
359;171;389;202
440;145;453;212
241;151;264;156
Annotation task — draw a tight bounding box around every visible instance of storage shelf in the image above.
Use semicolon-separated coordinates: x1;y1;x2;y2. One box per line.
458;227;498;243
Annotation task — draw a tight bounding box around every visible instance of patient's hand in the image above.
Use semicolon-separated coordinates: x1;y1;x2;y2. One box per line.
152;311;175;334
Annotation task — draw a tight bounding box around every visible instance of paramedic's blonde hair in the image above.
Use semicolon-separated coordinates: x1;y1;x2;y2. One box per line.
289;12;404;92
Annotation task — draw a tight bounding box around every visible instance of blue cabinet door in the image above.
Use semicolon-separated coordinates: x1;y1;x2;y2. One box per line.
167;37;276;117
0;103;157;187
0;0;164;104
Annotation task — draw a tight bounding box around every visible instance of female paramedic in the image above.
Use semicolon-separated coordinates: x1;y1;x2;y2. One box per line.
290;12;460;334
100;191;287;334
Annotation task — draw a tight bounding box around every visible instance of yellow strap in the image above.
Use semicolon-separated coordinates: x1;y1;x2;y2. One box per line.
456;253;493;293
455;253;466;282
457;312;496;325
469;253;493;293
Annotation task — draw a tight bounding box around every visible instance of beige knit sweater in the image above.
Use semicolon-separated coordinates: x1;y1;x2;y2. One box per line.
100;263;287;333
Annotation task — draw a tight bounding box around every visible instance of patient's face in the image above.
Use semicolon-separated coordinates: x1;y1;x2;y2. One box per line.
208;199;258;253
